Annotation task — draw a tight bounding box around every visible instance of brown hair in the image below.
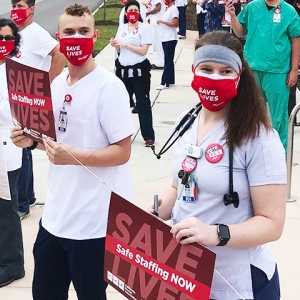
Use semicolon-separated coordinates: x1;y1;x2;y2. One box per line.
195;31;271;147
63;4;92;17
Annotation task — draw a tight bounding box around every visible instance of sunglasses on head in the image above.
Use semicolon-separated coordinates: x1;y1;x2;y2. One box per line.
0;35;15;41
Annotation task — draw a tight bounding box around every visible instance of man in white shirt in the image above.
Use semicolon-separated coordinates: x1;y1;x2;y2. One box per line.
10;0;66;220
11;4;135;299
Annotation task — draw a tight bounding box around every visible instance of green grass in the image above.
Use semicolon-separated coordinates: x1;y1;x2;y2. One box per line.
93;0;123;54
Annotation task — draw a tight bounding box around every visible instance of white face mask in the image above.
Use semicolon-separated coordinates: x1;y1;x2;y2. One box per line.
194;72;236;80
59;33;91;39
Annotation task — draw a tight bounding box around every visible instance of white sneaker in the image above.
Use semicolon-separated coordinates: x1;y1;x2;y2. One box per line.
156;84;169;90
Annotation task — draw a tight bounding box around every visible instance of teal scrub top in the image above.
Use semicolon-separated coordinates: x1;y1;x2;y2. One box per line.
238;0;300;73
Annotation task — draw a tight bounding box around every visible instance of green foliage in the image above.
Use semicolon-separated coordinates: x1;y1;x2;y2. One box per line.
93;0;123;55
186;0;197;31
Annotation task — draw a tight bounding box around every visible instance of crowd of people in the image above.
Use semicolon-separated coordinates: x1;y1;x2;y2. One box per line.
0;0;300;299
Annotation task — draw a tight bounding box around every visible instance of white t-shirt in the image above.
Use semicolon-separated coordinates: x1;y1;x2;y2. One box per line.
161;5;179;42
175;0;187;7
12;22;58;71
119;6;147;25
0;63;22;172
196;3;207;14
171;112;286;299
116;22;152;77
41;66;136;240
147;0;167;25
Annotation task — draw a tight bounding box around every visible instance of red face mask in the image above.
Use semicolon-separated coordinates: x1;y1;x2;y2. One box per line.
191;71;241;112
0;41;15;60
10;7;31;26
164;0;172;5
126;12;140;24
58;33;94;67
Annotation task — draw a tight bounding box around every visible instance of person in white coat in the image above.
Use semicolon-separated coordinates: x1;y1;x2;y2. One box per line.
143;0;166;69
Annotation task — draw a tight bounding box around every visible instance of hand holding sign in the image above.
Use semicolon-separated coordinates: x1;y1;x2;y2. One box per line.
10;125;35;149
171;217;220;246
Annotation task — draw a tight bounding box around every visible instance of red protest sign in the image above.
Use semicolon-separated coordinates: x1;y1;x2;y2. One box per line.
5;58;56;143
105;193;216;300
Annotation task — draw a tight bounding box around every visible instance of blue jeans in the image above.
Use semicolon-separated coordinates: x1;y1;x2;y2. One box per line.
177;5;187;36
161;40;177;87
0;169;24;276
33;223;108;300
18;148;35;213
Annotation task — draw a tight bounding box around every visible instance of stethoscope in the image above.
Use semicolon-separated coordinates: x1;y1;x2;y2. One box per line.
151;103;240;208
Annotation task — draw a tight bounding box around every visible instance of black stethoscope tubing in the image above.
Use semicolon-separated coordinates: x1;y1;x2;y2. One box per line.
151;103;239;208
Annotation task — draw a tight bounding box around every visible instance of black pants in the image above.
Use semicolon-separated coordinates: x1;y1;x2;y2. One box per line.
0;169;24;276
197;12;206;37
121;76;155;141
33;224;108;300
177;5;187;36
161;40;177;87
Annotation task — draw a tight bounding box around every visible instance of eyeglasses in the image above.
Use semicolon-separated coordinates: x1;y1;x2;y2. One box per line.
0;35;15;41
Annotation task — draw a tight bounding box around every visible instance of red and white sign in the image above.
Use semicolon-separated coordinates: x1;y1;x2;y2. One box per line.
6;58;56;143
105;193;216;300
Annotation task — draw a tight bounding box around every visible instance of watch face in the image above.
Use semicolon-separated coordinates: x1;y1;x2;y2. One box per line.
219;224;230;240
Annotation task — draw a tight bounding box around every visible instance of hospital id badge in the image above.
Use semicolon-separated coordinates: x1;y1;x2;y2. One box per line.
58;108;68;132
273;6;280;22
182;178;197;203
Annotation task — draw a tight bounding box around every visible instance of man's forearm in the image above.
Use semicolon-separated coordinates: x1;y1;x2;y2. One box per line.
290;36;300;71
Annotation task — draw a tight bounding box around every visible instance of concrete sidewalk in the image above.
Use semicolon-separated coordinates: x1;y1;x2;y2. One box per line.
1;30;300;300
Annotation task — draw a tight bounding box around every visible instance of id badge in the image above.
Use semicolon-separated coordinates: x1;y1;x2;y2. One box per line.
58;108;68;132
273;13;280;22
178;176;196;203
273;6;280;22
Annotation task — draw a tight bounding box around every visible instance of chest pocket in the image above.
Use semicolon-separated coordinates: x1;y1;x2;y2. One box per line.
60;116;92;150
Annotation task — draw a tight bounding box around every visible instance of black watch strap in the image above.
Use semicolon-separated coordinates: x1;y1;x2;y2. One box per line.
216;224;230;246
26;141;38;151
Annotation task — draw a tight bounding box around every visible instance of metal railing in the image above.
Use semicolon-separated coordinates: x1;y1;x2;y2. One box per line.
286;101;300;202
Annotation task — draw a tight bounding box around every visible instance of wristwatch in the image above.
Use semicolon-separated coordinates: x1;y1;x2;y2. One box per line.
216;224;230;246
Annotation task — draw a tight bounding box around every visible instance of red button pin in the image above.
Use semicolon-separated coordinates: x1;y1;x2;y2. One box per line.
64;94;72;102
205;143;224;163
182;156;197;172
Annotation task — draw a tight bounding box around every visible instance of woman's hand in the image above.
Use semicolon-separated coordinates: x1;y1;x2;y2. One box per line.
225;0;236;16
113;39;127;47
157;19;164;24
10;126;34;148
110;38;118;47
170;217;219;246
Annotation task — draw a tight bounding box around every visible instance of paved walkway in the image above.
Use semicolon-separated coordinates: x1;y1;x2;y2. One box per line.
1;30;300;300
